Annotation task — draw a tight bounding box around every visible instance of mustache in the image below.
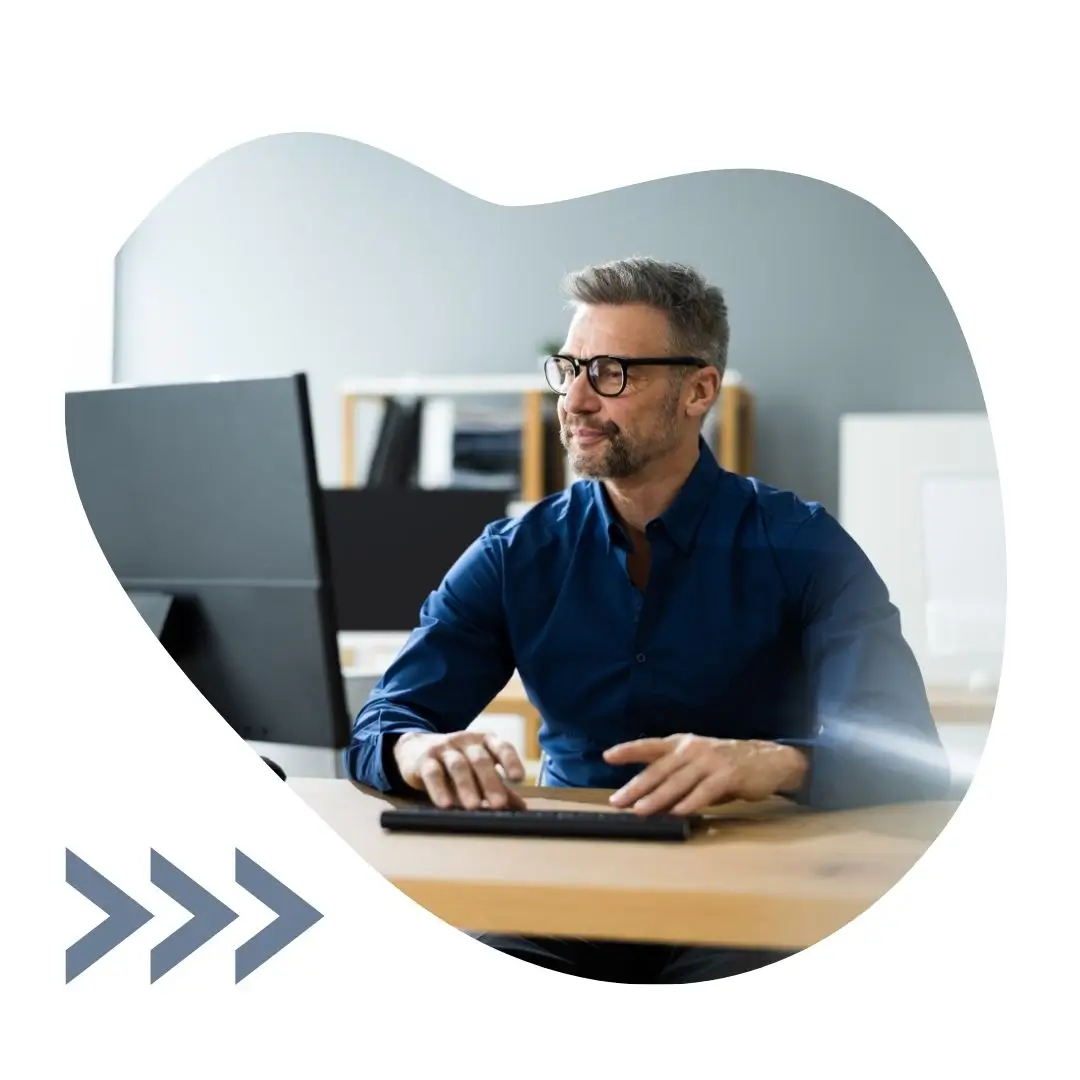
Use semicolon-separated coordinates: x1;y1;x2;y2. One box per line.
563;420;619;436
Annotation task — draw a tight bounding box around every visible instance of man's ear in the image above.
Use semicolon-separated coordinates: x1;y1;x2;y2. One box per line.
684;368;721;420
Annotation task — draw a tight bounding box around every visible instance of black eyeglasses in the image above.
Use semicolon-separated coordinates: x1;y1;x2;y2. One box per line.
543;354;708;398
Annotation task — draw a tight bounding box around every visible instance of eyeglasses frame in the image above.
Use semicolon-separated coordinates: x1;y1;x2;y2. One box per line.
542;353;709;397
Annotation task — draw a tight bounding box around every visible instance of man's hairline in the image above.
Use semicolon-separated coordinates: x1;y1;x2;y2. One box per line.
563;299;709;363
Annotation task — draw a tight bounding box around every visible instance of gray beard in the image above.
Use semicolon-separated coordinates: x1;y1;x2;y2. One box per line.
561;380;683;480
565;432;643;480
562;422;681;480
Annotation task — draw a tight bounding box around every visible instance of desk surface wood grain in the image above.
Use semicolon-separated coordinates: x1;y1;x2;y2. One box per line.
288;779;958;949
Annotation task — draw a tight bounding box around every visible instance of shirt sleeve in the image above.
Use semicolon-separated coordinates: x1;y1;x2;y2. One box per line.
342;526;516;792
775;507;953;810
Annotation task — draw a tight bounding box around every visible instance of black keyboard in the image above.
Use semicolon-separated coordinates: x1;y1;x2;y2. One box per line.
379;806;696;841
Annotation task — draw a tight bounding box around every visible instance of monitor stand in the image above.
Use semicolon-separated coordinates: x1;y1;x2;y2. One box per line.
128;589;177;640
126;589;303;782
244;740;345;779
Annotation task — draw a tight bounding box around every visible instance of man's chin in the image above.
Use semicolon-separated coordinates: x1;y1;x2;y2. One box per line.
569;449;607;478
571;450;634;481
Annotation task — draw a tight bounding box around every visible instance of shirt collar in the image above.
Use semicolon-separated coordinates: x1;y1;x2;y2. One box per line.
592;436;722;554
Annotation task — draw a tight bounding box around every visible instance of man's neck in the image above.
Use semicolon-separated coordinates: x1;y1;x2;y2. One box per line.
602;439;700;536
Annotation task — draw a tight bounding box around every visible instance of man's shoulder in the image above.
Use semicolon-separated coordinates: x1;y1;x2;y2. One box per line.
723;473;868;576
724;471;828;537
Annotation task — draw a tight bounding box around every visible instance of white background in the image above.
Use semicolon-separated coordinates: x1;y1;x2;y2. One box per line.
2;2;1077;1076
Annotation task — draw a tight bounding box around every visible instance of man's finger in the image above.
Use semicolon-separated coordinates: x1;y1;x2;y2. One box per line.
483;784;528;811
608;750;684;808
483;734;526;783
629;763;705;816
419;756;454;809
466;744;515;810
603;738;669;765
441;748;482;809
671;771;736;816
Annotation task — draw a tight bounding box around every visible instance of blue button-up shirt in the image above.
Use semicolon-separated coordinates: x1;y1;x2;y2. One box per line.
345;439;951;810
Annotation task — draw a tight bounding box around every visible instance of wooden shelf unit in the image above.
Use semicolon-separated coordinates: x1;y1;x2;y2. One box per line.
719;378;755;477
340;372;755;498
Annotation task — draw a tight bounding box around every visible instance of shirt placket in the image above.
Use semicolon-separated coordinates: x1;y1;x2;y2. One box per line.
626;525;668;739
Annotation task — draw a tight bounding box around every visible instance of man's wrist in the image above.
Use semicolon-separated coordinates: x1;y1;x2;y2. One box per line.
392;730;428;766
383;732;420;793
773;744;810;794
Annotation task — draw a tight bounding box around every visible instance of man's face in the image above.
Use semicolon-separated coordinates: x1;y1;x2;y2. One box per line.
557;303;690;480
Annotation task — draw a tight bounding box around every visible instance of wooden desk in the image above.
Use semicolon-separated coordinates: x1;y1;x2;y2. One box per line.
289;779;957;950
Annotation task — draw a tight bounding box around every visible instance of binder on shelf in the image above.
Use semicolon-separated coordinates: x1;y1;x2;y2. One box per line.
366;398;422;489
417;398;456;488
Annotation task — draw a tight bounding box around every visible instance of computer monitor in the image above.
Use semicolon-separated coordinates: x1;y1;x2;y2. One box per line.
64;373;351;774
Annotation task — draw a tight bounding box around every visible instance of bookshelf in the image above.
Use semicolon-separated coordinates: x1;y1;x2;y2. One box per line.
340;371;754;499
718;375;754;478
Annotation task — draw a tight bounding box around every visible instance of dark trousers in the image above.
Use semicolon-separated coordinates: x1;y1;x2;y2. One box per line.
472;933;792;984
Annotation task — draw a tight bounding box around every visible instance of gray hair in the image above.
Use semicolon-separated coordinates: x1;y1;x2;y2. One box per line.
562;256;729;380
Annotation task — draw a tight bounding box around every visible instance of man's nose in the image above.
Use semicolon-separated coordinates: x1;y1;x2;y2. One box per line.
564;367;600;414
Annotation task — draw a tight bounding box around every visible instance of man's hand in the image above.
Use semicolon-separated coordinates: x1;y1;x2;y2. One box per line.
393;731;527;810
604;735;809;816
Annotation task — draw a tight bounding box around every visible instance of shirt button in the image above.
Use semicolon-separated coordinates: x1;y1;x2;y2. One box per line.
636;653;646;663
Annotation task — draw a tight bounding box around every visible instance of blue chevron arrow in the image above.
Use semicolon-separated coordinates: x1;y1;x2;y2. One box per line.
150;850;238;983
234;849;323;982
66;850;154;983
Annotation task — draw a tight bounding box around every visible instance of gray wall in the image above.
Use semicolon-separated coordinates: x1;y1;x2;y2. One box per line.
114;133;984;512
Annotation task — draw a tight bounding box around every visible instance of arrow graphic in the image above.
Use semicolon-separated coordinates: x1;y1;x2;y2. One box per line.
234;849;323;983
65;850;154;983
150;850;238;982
65;848;322;982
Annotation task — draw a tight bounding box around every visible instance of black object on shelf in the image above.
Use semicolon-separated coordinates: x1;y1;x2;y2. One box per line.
367;400;423;489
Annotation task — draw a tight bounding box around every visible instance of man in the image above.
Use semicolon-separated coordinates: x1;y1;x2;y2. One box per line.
345;256;952;983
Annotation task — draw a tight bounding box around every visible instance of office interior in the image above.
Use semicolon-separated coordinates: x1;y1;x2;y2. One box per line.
63;133;1004;962
100;133;998;796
